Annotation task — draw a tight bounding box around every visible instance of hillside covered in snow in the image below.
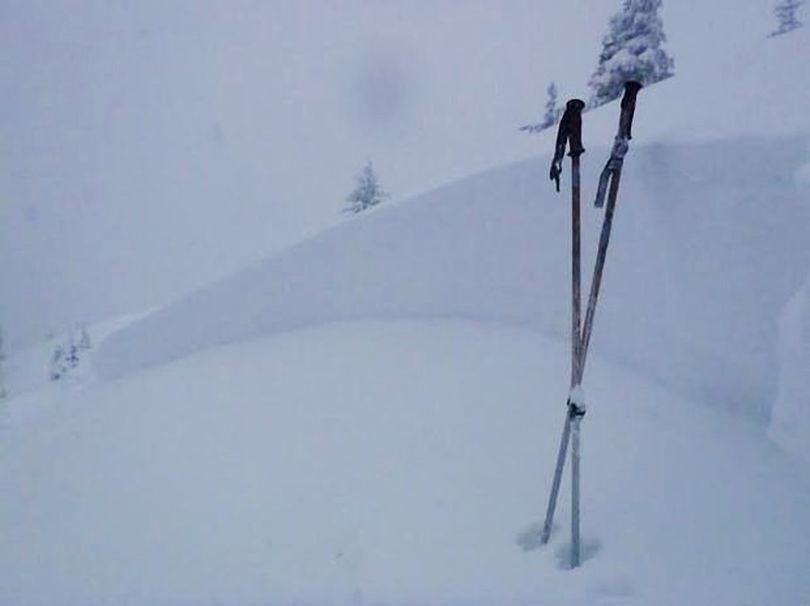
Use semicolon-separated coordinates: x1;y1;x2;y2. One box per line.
96;20;810;448
2;1;810;605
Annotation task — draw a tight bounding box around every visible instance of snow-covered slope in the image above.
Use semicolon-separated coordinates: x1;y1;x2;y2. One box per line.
96;132;810;422
94;22;810;425
6;321;810;606
3;5;810;606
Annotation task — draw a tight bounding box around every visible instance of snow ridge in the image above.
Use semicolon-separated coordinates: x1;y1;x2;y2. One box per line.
96;134;810;425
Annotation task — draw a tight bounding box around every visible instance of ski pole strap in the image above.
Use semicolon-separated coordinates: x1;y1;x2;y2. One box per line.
593;81;640;207
618;81;642;140
567;398;586;419
594;139;628;208
593;160;612;209
550;99;586;192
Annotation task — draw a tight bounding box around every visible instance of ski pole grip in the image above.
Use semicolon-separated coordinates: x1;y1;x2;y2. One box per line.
550;98;586;191
565;99;586;159
618;81;642;140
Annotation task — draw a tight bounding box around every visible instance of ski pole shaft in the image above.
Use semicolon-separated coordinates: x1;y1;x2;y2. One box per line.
571;154;582;388
566;100;585;388
542;99;585;545
571;413;582;568
565;102;586;566
541;405;572;544
578;166;622;380
578;81;641;377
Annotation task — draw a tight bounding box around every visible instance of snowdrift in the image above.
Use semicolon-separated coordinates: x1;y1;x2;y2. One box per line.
96;134;810;424
7;321;810;605
95;22;810;428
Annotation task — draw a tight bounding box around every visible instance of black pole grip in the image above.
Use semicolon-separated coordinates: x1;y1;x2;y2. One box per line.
550;98;586;191
565;99;586;159
618;81;642;140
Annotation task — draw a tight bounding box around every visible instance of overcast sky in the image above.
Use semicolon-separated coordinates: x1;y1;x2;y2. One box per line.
0;1;616;347
0;0;767;348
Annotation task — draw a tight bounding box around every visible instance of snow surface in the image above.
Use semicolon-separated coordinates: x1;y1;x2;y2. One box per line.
2;3;809;605
96;133;810;425
771;272;810;465
94;22;810;426
4;320;810;605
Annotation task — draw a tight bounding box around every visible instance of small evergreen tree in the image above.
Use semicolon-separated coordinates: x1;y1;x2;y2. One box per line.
769;0;804;36
344;161;389;215
588;0;674;108
543;82;561;127
520;81;563;134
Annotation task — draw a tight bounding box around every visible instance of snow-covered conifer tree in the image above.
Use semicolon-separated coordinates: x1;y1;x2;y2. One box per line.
542;82;561;128
344;161;389;215
588;0;674;108
520;81;563;134
769;0;804;37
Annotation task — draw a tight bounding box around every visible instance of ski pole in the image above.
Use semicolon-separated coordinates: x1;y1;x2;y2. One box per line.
539;82;642;568
541;99;586;547
571;83;641;568
579;81;642;378
567;100;586;386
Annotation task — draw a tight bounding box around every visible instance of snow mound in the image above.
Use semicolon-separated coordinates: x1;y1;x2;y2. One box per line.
96;134;810;423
